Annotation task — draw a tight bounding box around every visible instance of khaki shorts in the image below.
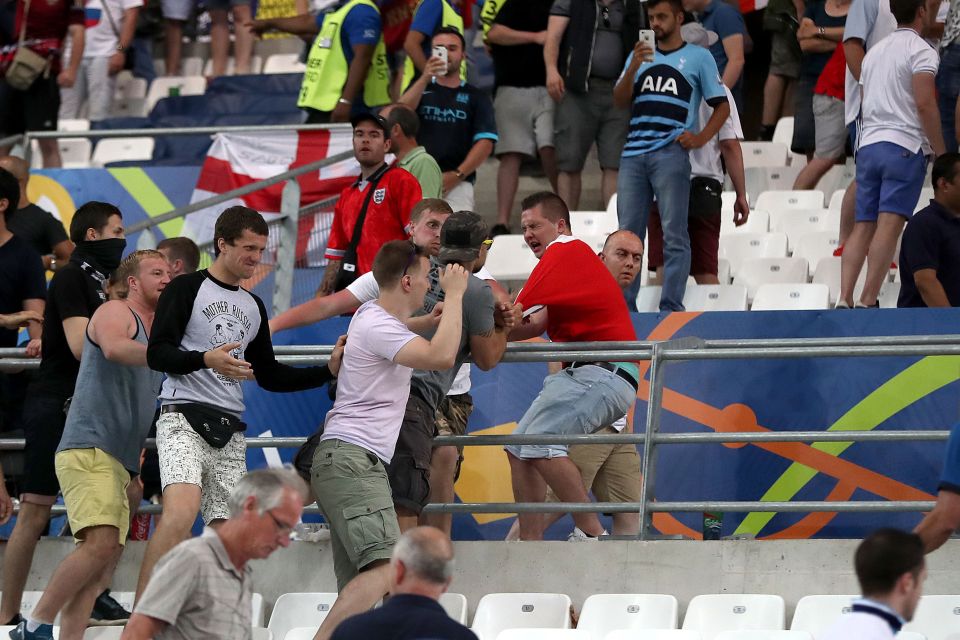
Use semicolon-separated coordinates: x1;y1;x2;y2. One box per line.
494;86;555;157
55;448;131;545
554;79;629;172
312;439;400;590
435;392;474;481
769;31;801;79
545;426;642;503
812;94;847;160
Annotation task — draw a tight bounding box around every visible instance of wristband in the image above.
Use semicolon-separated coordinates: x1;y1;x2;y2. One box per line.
338;98;352;106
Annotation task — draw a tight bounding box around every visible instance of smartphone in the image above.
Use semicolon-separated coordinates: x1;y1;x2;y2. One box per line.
432;45;448;66
522;304;545;318
638;29;656;62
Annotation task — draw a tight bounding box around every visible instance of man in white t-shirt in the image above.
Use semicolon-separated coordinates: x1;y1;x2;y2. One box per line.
818;529;926;640
839;0;945;308
60;0;142;122
309;240;468;640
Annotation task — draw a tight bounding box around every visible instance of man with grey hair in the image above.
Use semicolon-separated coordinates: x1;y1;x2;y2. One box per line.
121;468;307;640
330;526;477;640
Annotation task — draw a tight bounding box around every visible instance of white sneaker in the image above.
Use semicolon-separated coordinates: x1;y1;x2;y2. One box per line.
567;526;608;541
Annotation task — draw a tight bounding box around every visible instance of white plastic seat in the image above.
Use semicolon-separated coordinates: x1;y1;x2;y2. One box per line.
57;118;89;131
440;592;469;624
51;138;92;168
714;632;811;640
718;259;732;284
895;633;927;640
252;592;265;627
264;53;307;74
571;210;619;236
268;593;338;640
682;284;749;311
485;234;538;281
767;209;830;253
751;283;830;310
92;137;155;166
734;258;810;302
145;76;206;112
283;628;320;640
203;55;264;76
828;189;846;212
742;166;803;201
814;163;856;199
577;234;609;254
681;594;785;640
812;256;866;305
605;631;703;640
718;232;788;279
878;281;900;308
83;630;123;640
755;190;826;212
109;97;147;117
914;188;935;212
496;630;586;640
607;192;618;215
793;232;839;274
772;118;793;146
114;71;148;100
251;629;272;640
901;594;960;640
789;595;857;635
471;593;572;640
720;209;770;237
636;286;662;312
739;142;788;168
578;594;679;637
181;56;204;76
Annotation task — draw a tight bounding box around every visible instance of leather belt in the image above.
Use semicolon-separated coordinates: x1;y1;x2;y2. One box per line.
569;361;639;390
160;404;192;414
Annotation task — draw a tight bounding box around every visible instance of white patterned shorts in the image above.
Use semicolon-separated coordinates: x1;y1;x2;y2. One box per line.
156;411;247;524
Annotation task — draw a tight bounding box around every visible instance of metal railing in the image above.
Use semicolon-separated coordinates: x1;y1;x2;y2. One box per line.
1;335;957;536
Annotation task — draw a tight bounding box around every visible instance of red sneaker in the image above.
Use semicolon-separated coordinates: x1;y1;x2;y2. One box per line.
833;244;844;257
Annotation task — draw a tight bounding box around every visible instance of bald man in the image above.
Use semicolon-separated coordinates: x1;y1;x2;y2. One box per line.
0;157;74;271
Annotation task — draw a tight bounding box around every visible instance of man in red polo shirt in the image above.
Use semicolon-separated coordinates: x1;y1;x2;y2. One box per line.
319;112;423;296
506;191;639;541
0;0;84;168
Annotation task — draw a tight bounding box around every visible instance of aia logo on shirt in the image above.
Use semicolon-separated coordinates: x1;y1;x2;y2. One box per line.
636;65;694;102
373;187;386;204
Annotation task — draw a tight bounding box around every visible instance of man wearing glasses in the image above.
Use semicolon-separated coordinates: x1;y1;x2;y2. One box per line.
123;469;309;640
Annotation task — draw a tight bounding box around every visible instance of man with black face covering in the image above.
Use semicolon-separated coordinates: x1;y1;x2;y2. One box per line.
0;202;127;630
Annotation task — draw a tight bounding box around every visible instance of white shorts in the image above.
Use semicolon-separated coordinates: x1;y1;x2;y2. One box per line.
156;411;246;523
444;181;474;212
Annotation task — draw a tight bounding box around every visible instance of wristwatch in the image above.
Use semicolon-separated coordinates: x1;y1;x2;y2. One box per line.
455;169;465;179
337;98;352;106
116;43;126;52
817;26;825;36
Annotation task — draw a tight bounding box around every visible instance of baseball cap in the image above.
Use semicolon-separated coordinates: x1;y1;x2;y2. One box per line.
681;23;719;47
438;211;488;264
350;112;389;134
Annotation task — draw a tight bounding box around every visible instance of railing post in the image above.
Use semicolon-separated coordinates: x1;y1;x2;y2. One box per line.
22;133;32;167
273;179;300;316
638;342;665;540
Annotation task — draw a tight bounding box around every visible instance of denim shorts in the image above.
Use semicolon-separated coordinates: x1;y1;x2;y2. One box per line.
854;141;927;222
505;364;637;459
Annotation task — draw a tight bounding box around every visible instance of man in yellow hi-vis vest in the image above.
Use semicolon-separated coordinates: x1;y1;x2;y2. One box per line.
248;0;390;123
401;0;465;91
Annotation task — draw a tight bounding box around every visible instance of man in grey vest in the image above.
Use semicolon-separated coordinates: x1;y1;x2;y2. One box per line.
11;250;171;640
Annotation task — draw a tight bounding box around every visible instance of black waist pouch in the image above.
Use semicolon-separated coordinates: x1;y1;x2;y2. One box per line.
689;176;723;219
177;403;246;449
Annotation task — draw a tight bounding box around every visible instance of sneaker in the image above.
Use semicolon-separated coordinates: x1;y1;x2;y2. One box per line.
9;621;54;640
88;589;131;626
567;526;608;541
833;244;844;257
3;615;23;627
490;223;511;237
835;300;851;309
855;301;880;308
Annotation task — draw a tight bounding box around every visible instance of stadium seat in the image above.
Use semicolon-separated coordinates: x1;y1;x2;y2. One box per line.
203;56;264;76
57;138;93;168
682;285;749;311
718;259;732;284
901;594;960;640
496;630;586;640
605;631;703;640
577;235;608;254
83;630;123;640
182;56;204;76
793;232;840;276
771;118;793;147
607;192;618;215
145;76;207;112
718;232;788;278
828;189;845;212
739;142;788;168
577;594;679;637
109;97;148;118
57;118;90;131
813;164;856;200
570;210;618;236
734;258;809;302
720;209;769;237
283;628;318;640
768;209;830;253
114;71;148;100
681;594;785;640
742;166;803;201
789;151;807;168
268;592;338;640
92;137;155;166
754;190;826;212
636;286;662;312
440;592;469;624
811;256;866;305
788;595;856;635
252;592;265;627
878;281;900;308
914;188;934;213
471;593;572;640
750;283;830;310
263;53;307;74
895;633;927;640
485;234;538;281
713;632;811;640
251;629;272;640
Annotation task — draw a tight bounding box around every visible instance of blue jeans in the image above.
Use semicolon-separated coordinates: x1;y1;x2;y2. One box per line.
617;143;692;311
937;43;960;154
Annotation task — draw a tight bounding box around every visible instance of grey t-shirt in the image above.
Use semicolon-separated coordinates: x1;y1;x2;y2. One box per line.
411;259;495;410
551;0;627;80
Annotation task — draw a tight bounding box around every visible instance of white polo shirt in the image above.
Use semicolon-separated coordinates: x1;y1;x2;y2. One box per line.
690;85;744;182
843;0;897;125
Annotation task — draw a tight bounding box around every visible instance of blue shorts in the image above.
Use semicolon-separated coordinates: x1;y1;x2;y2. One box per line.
854;142;927;222
505;364;637;459
939;423;960;494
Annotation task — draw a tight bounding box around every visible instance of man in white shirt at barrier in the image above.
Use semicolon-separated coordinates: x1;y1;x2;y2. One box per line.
817;529;926;640
838;0;945;309
309;240;468;640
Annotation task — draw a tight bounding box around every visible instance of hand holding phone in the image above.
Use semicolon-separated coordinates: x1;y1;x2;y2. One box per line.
432;45;448;67
638;29;656;62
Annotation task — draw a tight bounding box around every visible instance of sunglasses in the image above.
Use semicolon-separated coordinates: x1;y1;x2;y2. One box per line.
481;239;493;247
601;5;611;28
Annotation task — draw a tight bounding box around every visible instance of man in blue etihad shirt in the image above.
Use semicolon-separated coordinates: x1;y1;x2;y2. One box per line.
613;0;728;312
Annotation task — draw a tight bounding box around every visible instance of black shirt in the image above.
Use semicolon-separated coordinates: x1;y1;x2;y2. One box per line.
0;234;46;348
898;200;960;308
490;0;553;88
416;82;498;181
331;594;478;640
6;203;70;257
29;257;107;398
800;1;847;79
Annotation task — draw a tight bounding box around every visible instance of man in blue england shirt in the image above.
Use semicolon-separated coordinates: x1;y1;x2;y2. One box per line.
613;0;728;311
